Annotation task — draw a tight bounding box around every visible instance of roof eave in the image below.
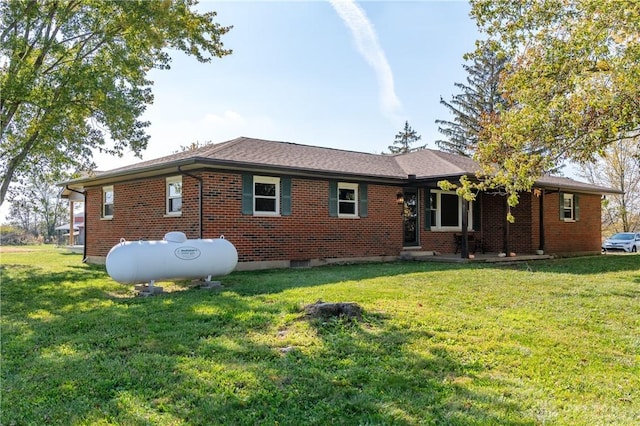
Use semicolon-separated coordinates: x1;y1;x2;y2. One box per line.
59;156;410;190
59;158;201;191
534;182;623;195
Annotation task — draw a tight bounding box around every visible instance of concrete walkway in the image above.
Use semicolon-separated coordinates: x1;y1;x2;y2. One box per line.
402;251;554;264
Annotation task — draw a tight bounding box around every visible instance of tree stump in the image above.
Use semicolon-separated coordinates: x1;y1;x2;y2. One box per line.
303;300;363;320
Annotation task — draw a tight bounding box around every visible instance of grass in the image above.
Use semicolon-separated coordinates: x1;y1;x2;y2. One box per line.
1;245;639;425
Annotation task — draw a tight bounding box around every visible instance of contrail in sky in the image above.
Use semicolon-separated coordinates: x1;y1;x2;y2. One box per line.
329;0;402;122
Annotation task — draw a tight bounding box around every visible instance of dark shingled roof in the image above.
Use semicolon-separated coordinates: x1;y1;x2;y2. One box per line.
63;137;619;194
100;137;406;178
536;175;618;194
394;148;480;178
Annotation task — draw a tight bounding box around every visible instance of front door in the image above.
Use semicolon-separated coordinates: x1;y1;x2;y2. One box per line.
403;188;419;246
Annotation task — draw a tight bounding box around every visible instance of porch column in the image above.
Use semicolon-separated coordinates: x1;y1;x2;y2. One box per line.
461;198;469;259
69;201;75;246
503;196;510;254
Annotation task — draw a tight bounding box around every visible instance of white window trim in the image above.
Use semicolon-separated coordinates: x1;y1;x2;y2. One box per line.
102;185;114;219
338;182;359;218
430;190;473;231
563;193;575;222
254;176;280;216
165;176;183;217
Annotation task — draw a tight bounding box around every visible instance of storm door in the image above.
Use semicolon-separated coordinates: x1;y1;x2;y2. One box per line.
402;188;419;246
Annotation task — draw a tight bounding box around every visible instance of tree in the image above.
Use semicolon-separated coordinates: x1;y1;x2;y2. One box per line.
388;121;424;154
7;170;70;241
436;44;508;157
580;136;640;234
173;140;213;154
0;0;232;206
458;1;640;212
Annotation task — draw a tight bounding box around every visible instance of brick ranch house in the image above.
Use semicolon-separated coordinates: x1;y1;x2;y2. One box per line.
61;137;616;270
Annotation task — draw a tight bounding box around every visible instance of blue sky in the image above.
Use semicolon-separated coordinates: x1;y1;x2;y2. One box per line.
1;1;482;222
94;0;481;170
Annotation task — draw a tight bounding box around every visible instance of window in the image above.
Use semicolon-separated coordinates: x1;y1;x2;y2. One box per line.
338;182;358;217
242;175;291;216
560;193;579;221
440;193;460;227
254;176;280;215
428;190;473;231
102;186;114;218
166;176;182;215
328;181;367;218
429;191;437;228
563;193;574;220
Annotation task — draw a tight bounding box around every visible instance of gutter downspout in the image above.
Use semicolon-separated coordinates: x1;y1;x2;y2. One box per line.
178;167;203;239
65;186;87;262
461;198;469;259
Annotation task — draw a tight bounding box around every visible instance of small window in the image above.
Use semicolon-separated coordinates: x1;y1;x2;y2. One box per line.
254;176;280;215
166;176;182;215
561;193;580;221
338;182;358;217
563;193;574;221
102;186;114;218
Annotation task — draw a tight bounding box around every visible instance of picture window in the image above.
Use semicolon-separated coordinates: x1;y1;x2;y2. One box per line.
429;190;472;231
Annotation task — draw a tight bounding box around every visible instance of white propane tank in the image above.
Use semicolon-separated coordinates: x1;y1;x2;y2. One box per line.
106;232;238;284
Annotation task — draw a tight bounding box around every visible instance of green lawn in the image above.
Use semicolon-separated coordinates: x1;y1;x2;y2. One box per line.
1;246;638;425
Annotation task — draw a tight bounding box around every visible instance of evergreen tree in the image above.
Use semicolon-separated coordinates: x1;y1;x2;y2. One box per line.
388;121;424;154
455;0;640;212
436;44;507;157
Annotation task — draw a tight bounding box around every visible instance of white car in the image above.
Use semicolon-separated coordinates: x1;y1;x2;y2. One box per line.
602;232;640;253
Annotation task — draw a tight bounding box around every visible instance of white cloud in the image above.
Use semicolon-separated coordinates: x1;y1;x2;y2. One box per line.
204;110;245;125
329;0;402;122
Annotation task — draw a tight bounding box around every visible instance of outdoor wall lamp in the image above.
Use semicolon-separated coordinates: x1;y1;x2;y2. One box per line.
396;191;405;204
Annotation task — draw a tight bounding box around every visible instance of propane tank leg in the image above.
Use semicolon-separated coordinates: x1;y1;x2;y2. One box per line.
135;279;163;295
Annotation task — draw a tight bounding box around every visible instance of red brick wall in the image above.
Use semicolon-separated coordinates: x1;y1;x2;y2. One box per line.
417;190;601;255
474;190;602;255
84;174;603;263
416;191;535;254
537;192;602;254
85;171;405;262
85;175;201;257
479;192;535;254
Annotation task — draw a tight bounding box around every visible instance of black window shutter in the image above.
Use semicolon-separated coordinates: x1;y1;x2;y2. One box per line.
472;197;481;231
574;194;580;221
281;177;292;216
425;188;431;230
329;181;338;217
559;192;564;221
359;184;368;217
242;174;253;215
